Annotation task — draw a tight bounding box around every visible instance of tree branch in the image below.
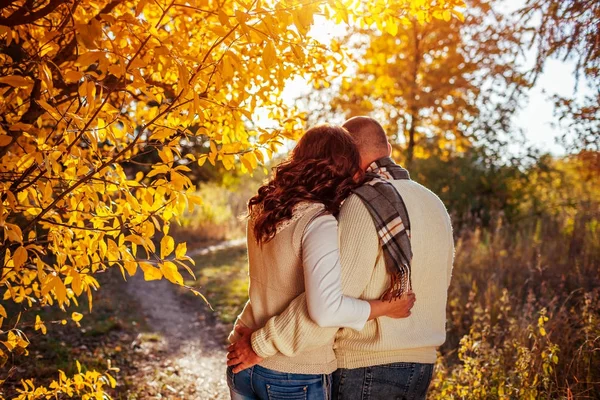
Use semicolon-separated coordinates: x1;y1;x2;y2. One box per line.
0;0;67;27
0;0;19;12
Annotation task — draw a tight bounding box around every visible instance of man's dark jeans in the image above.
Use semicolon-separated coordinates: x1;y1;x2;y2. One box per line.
332;362;434;400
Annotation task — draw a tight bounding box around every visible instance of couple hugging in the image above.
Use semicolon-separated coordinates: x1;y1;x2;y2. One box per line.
225;116;454;400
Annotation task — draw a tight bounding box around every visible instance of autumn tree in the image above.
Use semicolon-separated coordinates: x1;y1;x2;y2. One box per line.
328;0;529;166
0;0;463;397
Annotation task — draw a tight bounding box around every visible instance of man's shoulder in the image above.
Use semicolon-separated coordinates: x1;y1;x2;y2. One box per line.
339;193;368;213
391;179;445;205
338;193;373;226
341;192;363;205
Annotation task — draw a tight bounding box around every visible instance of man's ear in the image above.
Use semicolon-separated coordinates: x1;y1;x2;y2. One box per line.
387;142;392;156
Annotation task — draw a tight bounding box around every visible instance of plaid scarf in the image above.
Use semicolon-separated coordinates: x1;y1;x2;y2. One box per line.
352;157;413;299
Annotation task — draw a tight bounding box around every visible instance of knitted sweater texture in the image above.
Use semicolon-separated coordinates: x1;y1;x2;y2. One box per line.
248;180;454;370
229;202;338;374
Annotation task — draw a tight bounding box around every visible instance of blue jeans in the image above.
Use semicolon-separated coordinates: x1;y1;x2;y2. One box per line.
331;362;434;400
227;365;332;400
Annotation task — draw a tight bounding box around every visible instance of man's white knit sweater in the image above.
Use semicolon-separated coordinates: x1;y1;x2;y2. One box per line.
249;179;454;370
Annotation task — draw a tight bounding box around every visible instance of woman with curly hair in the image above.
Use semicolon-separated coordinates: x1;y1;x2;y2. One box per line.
225;124;415;400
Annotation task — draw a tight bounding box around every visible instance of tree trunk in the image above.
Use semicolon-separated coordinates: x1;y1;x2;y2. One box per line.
406;20;422;168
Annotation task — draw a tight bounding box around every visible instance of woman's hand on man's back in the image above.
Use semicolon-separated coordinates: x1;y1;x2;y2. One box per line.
367;292;416;320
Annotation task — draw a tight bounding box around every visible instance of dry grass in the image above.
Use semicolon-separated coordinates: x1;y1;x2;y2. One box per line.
430;213;600;399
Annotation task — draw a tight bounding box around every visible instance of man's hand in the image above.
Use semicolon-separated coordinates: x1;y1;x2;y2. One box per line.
227;325;264;373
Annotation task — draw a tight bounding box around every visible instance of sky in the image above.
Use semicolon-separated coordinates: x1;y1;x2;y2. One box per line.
514;59;579;155
278;10;589;157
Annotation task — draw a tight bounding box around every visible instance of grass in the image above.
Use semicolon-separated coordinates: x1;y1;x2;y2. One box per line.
430;216;600;399
0;270;146;398
183;245;249;325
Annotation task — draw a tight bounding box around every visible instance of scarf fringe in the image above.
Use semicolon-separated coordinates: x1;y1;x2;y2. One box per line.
380;269;412;300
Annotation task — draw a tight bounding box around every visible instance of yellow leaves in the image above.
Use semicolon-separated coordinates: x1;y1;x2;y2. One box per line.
13;246;28;269
75;19;103;50
221;154;235;170
158;146;177;165
290;44;305;62
221;54;235;82
17;359;118;397
71;312;83;322
0;135;11;146
140;262;162;281
0;75;33;88
35;315;47;335
105;371;117;388
385;20;399;36
177;62;190;93
160;235;175;258
292;8;314;36
107;239;120;263
0;25;11;46
219;9;231;27
77;79;97;115
41;275;68;304
63;69;84;83
432;9;454;22
4;223;23;243
197;154;208;167
241;151;258;172
70;270;84;296
149;128;173;141
415;10;429;24
175;242;187;259
235;10;249;25
75;51;101;68
262;41;276;69
147;164;170;178
2;331;29;352
538;311;549;337
123;261;137;277
39;62;54;92
160;261;183;285
209;24;229;38
37;99;63;121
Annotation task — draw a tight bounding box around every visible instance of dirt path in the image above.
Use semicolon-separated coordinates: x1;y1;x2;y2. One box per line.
125;241;244;399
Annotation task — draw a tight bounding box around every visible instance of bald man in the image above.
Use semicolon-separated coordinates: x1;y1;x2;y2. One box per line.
228;116;454;400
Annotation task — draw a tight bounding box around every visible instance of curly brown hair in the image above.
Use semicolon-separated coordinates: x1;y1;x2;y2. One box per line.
248;124;364;244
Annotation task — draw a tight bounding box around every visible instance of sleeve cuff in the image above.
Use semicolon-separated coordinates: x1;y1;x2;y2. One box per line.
348;299;371;331
251;329;278;358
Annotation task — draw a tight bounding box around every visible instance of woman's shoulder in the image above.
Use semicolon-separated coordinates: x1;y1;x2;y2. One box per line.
292;200;326;216
262;201;323;237
248;200;324;217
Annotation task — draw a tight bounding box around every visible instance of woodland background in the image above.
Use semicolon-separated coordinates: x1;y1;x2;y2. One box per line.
0;0;598;399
